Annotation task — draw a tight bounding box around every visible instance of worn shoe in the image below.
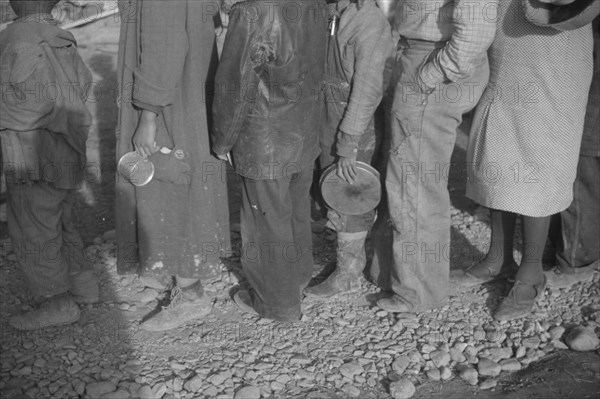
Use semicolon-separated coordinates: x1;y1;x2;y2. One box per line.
139;285;211;331
494;277;547;322
139;275;169;290
10;292;80;331
451;261;518;289
233;290;259;316
69;270;100;304
544;266;596;289
376;295;413;313
304;231;368;298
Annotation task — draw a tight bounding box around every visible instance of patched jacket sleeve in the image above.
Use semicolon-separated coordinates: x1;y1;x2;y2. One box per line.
0;43;55;131
132;0;188;110
211;4;258;155
337;12;395;156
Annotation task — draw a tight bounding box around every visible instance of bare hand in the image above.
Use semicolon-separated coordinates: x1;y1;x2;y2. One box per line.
336;154;358;185
133;110;159;158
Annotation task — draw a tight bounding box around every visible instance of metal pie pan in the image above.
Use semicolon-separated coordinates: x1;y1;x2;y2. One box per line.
117;151;154;187
319;161;381;215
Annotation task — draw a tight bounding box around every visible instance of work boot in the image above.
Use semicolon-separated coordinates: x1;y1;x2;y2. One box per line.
10;292;80;331
69;270;100;304
544;264;597;289
304;231;368;298
140;282;211;331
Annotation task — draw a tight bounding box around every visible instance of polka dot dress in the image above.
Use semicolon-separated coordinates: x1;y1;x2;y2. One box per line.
466;0;594;217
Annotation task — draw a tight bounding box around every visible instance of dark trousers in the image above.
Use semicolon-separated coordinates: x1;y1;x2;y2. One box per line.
240;171;314;321
551;67;600;273
5;182;88;296
555;155;600;273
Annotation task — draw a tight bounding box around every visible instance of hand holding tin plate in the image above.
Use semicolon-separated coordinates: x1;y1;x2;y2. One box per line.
320;161;381;215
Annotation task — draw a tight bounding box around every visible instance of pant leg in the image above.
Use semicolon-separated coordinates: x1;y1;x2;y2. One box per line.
289;170;315;291
556;66;600;273
384;43;489;311
6;181;71;296
240;171;313;321
61;191;91;274
556;154;600;272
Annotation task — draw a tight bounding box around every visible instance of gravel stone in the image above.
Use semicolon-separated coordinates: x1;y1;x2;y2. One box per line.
479;379;497;390
458;367;478;386
430;351;451;368
522;336;541;349
339;362;364;378
87;381;117;399
565;326;600;351
477;358;501;377
391;356;410;374
234;385;260;399
426;368;441;381
499;359;522;372
549;326;566;341
449;348;466;363
342;384;361;397
389;378;416;399
440;366;452;380
184;376;203;393
101;389;131;399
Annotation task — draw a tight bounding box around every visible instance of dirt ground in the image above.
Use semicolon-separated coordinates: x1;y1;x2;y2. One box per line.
0;11;599;399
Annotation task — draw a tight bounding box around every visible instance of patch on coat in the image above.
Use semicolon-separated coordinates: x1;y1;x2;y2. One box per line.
250;34;276;68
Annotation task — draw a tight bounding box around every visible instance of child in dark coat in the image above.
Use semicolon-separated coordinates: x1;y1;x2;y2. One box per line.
0;0;98;330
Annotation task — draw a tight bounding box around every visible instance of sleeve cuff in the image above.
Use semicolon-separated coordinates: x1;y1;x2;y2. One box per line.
132;100;162;116
336;131;361;158
212;143;232;156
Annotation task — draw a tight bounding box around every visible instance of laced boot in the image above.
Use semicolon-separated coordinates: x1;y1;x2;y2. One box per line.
304;231;367;298
140;281;211;331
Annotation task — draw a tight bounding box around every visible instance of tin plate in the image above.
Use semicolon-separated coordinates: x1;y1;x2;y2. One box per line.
117;151;154;187
319;161;381;215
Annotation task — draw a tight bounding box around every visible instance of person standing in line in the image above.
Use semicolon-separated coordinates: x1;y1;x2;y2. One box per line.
212;0;327;322
455;0;597;321
1;0;99;330
371;0;497;313
304;0;394;298
116;0;231;331
545;16;599;288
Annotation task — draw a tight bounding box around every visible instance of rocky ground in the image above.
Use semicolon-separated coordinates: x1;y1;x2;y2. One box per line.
1;215;599;399
1;9;599;399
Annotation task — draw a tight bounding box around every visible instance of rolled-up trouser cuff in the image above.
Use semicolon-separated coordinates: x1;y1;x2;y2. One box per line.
555;258;599;275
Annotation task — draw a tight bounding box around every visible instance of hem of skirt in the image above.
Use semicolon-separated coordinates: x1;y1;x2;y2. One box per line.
466;187;572;217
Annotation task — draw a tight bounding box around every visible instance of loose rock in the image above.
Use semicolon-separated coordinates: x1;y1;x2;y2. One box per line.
430;351;451;368
564;326;600;351
477;358;501;377
458;367;478;386
234;385;260;399
86;381;117;399
391;356;410;375
389;378;416;399
479;379;497;390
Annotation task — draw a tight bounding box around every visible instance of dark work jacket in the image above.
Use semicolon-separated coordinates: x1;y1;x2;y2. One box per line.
0;19;92;189
212;0;328;180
